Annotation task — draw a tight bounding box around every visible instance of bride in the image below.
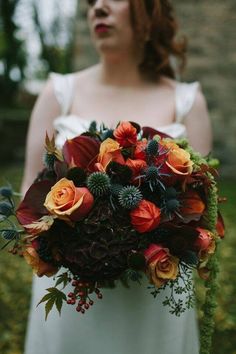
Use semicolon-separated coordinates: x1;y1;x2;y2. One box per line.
22;1;212;353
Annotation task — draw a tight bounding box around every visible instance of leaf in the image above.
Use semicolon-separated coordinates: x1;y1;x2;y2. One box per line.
45;297;55;320
23;215;56;236
63;135;100;169
45;133;63;161
55;296;63;315
37;293;53;306
37;287;67;320
16;180;54;225
55;272;69;289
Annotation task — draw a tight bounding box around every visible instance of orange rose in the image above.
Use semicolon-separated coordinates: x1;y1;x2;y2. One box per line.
130;199;161;233
144;244;179;287
44;178;94;221
159;140;179;151
166;146;193;175
113;121;137;147
23;246;58;277
97;138;125;171
134;139;148;160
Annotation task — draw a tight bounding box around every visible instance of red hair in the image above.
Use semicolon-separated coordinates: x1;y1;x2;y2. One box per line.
129;0;187;80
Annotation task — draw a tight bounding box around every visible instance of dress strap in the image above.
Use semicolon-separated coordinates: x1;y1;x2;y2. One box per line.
50;72;75;116
175;81;200;123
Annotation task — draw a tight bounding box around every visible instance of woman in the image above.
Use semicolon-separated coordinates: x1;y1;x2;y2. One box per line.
22;1;212;353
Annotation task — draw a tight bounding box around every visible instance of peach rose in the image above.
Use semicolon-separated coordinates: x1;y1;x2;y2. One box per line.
97;138;125;170
23;246;58;277
166;146;193;175
130;200;161;233
144;244;179;287
44;178;94;221
113;121;137;147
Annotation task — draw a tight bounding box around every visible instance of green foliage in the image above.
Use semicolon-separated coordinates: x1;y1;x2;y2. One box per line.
0;0;27;106
37;287;67;320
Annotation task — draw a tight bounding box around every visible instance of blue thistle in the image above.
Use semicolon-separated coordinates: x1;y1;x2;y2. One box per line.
110;184;123;196
165;187;178;200
1;229;19;241
43;152;56;170
146;140;159;156
165;199;180;212
0;186;13;198
0;201;13;219
118;186;142;209
145;166;160;180
87;172;111;197
101;129;114;141
145;166;167;191
89;120;97;133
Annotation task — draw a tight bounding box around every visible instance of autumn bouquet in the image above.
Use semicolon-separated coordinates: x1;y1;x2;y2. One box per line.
0;121;224;332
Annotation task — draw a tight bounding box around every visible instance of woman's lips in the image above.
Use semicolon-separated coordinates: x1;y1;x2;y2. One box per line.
95;24;111;34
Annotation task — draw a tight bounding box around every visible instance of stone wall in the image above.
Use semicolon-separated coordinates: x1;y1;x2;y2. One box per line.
73;1;236;177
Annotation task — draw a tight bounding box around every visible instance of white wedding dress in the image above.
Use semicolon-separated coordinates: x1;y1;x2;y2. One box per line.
24;73;200;354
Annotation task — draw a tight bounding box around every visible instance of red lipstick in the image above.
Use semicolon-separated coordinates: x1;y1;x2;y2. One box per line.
95;24;111;34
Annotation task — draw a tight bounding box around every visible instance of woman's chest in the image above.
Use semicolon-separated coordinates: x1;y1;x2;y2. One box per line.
70;85;176;129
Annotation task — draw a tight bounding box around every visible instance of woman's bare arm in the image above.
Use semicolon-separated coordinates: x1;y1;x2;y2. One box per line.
184;87;213;156
21;78;61;195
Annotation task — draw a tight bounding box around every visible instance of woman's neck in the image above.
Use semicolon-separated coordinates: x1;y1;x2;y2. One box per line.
97;51;146;88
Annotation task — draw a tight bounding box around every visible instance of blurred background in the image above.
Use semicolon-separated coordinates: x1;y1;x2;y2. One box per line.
0;1;235;353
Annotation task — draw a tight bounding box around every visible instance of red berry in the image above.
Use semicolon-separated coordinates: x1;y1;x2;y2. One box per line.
67;299;72;305
71;299;76;305
81;308;85;314
78;291;85;297
84;303;90;310
89;300;94;306
76;306;81;312
72;280;78;287
68;292;74;298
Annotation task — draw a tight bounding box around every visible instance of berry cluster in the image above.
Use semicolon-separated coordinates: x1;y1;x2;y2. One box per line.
66;278;103;314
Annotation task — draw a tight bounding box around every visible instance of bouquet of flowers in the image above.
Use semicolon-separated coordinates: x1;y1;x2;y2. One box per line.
0;121;224;329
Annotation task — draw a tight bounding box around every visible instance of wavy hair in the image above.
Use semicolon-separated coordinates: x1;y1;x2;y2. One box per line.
129;0;187;80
